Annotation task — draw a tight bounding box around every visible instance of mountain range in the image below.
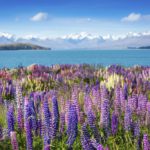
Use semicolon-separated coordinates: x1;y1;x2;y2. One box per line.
0;31;150;50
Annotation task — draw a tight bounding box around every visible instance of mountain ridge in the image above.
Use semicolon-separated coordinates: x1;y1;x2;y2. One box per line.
0;31;150;50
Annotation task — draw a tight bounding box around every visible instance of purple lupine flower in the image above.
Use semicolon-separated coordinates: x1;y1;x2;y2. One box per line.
100;99;110;136
17;107;24;131
146;102;150;126
43;134;50;149
81;125;100;149
24;98;33;150
92;85;101;111
82;123;91;141
7;105;15;135
124;105;132;131
123;83;128;100
80;135;95;150
120;88;126;112
111;112;118;135
97;144;104;150
143;134;150;150
66;104;78;148
60;112;65;134
87;110;101;142
0;124;2;139
37;118;42;137
114;86;121;114
137;94;148;113
134;122;140;138
65;100;70;128
0;86;3;104
137;94;148;125
25;118;33;150
128;95;138;113
52;96;59;138
28;99;37;134
72;88;80;123
44;145;50;150
43;98;52;139
15;82;23;109
100;85;108;103
10;131;19;150
84;93;92;114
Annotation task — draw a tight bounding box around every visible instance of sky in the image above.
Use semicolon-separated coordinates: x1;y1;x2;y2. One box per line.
0;0;150;38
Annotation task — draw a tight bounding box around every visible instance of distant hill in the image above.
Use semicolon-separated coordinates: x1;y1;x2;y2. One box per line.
0;43;51;50
139;46;150;49
128;46;150;50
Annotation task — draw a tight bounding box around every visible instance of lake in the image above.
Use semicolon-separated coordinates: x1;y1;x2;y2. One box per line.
0;50;150;68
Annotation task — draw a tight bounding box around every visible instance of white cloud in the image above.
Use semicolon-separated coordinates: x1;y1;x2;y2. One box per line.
30;12;48;22
121;13;141;22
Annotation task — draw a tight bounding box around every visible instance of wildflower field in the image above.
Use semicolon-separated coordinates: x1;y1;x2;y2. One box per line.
0;64;150;150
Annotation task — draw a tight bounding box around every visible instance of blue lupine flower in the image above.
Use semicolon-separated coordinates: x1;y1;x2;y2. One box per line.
111;112;118;135
124;105;132;131
24;98;33;150
100;98;110;136
7;105;15;135
66;104;78;148
52;96;59;138
143;134;150;150
43;99;52;139
87;110;101;142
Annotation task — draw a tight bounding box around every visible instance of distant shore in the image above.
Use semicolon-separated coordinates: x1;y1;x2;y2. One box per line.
0;43;51;50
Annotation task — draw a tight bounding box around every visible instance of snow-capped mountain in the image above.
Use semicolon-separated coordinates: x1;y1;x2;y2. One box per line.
0;31;150;50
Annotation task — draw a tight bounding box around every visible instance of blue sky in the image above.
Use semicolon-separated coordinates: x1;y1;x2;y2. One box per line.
0;0;150;37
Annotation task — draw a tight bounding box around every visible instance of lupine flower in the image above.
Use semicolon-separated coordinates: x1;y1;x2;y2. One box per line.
43;98;52;140
44;145;50;150
84;93;92;114
52;96;59;138
111;112;118;135
17;107;24;131
120;88;126;112
82;123;91;141
87;110;101;142
72;88;80;123
92;85;101;111
24;98;33;150
25;118;33;150
60;112;65;134
128;95;138;113
44;134;50;148
37;118;42;137
0;124;3;139
65;100;70;128
134;122;140;138
124;105;132;131
137;94;148;124
7;105;15;135
28;99;37;134
100;99;110;136
66;104;78;148
100;85;108;103
123;83;128;100
80;135;95;150
0;86;3;104
114;86;121;114
15;82;23;109
10;131;19;150
143;134;150;150
97;144;104;150
146;102;150;126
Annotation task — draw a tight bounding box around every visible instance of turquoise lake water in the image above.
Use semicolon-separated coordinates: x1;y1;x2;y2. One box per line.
0;50;150;68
